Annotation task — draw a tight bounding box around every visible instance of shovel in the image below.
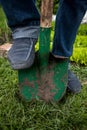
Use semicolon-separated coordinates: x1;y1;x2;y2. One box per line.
18;0;68;102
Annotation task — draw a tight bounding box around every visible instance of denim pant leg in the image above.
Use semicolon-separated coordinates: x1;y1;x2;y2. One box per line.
52;0;87;57
0;0;40;30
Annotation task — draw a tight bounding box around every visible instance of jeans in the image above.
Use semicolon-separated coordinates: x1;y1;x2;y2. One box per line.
0;0;87;57
0;0;40;29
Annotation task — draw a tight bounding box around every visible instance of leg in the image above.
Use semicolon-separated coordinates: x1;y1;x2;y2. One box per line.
52;0;87;93
0;0;40;29
0;0;40;69
52;0;87;57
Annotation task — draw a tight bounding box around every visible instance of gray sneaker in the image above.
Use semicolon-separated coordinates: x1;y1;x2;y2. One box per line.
49;53;81;94
67;70;81;94
7;38;37;70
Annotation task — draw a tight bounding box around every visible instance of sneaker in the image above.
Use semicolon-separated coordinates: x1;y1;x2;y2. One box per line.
50;53;81;94
67;70;81;93
7;38;37;70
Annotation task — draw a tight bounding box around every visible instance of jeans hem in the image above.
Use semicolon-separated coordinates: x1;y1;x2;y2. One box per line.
51;51;70;58
12;26;40;39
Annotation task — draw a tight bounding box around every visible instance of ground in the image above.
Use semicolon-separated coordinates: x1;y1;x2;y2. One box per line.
0;57;87;130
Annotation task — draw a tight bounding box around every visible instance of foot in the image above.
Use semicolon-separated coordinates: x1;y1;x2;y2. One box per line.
50;53;81;94
7;38;37;70
67;70;81;94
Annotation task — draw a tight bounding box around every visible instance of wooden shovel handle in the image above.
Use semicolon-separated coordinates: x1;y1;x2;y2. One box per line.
40;0;54;28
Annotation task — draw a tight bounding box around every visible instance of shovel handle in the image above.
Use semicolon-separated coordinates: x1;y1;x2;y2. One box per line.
40;0;54;28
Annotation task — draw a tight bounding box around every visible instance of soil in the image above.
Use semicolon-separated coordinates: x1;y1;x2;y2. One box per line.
37;68;56;102
19;53;68;102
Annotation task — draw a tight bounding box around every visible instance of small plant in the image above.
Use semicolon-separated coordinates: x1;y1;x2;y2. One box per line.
74;35;87;48
70;47;87;65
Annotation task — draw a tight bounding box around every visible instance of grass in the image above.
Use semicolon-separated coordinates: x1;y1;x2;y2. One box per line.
0;7;6;30
0;58;87;130
0;6;87;130
0;7;11;44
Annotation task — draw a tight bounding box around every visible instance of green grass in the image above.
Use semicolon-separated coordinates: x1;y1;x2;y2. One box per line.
0;58;87;130
78;24;87;35
0;7;11;44
0;7;87;130
0;7;6;29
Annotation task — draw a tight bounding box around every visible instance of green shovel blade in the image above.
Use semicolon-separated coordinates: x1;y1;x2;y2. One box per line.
18;57;68;102
18;28;68;102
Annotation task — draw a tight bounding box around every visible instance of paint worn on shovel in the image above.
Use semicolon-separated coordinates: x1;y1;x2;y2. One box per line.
18;54;39;100
18;0;68;102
